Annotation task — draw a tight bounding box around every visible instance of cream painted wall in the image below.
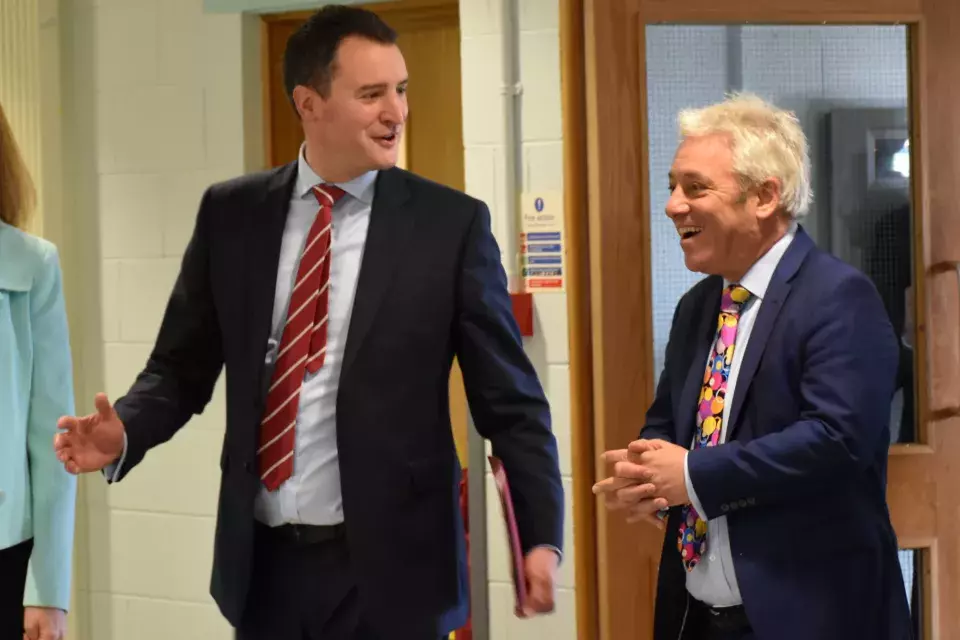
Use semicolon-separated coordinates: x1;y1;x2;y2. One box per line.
57;0;263;638
459;0;577;637
4;0;575;637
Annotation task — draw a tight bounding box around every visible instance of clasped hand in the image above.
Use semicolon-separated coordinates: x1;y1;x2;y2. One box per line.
591;439;690;528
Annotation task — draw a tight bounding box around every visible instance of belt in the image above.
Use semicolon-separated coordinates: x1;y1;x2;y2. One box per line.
691;599;752;633
255;521;346;545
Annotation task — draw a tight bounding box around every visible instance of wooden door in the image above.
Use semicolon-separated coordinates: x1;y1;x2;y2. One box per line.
580;0;960;638
260;0;470;464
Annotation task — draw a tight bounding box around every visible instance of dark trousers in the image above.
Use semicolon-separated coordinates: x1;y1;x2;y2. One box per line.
236;523;447;640
685;599;755;640
0;538;33;639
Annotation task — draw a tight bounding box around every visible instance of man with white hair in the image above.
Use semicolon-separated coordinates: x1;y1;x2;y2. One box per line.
593;94;912;640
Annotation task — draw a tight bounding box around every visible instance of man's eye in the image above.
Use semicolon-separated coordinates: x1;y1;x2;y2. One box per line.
397;86;407;95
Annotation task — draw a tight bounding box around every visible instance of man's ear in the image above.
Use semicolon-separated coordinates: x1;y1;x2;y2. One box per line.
754;178;783;220
292;85;322;122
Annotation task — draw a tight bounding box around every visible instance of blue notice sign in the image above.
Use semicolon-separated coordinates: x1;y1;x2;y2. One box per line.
526;256;562;265
526;232;561;242
526;243;562;254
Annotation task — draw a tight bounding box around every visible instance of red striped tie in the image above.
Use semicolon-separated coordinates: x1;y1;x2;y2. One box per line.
258;184;346;491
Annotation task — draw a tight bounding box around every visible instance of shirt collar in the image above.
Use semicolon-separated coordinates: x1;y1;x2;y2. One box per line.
295;142;378;205
726;220;798;301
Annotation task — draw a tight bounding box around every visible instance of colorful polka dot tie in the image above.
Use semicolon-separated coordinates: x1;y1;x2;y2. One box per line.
678;284;751;572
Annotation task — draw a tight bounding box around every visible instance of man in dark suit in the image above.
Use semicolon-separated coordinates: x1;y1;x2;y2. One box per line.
593;94;912;640
53;6;563;639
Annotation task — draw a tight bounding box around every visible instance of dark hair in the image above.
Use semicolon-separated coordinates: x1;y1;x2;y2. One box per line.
283;5;397;104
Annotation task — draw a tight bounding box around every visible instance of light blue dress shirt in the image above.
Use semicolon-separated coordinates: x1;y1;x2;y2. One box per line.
683;222;797;607
110;146;375;527
253;146;376;526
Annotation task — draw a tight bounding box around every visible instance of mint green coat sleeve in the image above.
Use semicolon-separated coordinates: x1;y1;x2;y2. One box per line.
22;242;77;611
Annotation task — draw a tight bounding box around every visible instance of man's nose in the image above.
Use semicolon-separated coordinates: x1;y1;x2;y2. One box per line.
665;185;689;218
382;94;406;126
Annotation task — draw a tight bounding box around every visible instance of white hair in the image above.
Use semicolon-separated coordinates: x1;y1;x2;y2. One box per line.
677;93;813;218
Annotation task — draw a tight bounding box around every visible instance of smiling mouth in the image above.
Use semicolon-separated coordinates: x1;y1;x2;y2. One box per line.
376;130;399;144
677;226;703;240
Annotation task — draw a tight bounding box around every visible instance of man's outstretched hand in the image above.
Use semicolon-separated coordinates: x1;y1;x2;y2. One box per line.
54;393;125;474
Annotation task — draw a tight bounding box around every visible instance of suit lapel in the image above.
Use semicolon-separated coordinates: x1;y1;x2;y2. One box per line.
341;168;415;377
677;277;723;448
726;229;815;438
247;162;298;400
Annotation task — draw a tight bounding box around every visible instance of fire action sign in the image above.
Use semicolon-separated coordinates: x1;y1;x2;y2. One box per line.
519;192;565;292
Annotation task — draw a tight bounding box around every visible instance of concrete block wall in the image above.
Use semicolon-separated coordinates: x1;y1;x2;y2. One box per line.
62;0;257;637
7;0;577;637
459;0;578;637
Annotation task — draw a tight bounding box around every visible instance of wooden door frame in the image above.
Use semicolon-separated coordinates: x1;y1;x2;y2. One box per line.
560;2;599;639
567;0;960;638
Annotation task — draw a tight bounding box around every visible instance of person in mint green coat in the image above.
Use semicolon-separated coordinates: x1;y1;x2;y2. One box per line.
0;101;75;640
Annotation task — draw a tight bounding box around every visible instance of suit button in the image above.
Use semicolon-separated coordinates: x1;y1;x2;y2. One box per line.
747;497;756;506
721;504;729;513
738;499;748;508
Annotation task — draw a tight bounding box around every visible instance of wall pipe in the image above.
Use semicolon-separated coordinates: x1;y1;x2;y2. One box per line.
466;0;523;638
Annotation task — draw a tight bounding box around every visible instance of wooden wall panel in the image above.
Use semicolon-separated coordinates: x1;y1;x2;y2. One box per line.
927;268;960;416
583;0;960;638
933;415;960;637
922;0;960;267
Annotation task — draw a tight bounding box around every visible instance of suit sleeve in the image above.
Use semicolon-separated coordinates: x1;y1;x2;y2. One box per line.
687;272;898;518
454;202;564;553
23;243;77;610
111;188;224;480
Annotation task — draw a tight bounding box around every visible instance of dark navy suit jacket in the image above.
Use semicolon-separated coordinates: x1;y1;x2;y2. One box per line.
109;163;563;637
644;227;912;640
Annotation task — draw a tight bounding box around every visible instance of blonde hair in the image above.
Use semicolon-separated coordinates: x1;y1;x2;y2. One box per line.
678;93;812;218
0;101;35;229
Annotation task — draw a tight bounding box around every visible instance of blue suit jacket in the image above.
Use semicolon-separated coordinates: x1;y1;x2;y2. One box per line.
0;221;76;610
645;228;912;640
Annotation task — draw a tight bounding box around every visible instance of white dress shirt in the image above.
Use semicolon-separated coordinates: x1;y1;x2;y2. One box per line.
107;145;376;528
683;222;797;607
253;145;376;527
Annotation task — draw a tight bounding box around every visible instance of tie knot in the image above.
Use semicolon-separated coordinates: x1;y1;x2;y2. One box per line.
312;184;347;207
721;284;751;314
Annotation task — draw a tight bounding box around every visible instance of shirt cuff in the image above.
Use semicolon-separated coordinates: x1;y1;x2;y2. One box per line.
684;451;707;518
102;431;128;484
534;544;563;564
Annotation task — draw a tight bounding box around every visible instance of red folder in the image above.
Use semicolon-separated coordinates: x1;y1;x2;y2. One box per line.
488;455;529;617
